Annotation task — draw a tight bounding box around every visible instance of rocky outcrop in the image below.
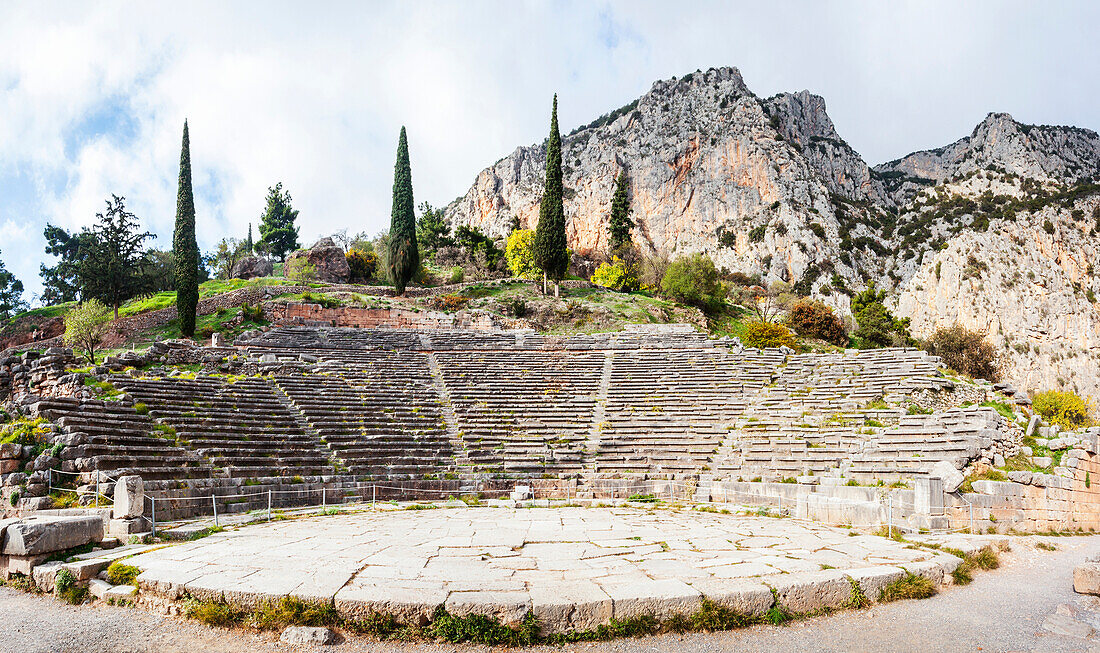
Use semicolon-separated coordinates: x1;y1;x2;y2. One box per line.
875;112;1100;203
230;256;273;280
286;238;350;284
443;66;1100;398
443;67;866;303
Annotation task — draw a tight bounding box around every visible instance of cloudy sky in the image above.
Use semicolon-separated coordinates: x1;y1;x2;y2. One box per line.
1;0;1097;304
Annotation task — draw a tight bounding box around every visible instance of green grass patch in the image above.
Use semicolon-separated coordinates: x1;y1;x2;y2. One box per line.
106;562;140;586
959;469;1007;493
980;400;1017;422
879;573;936;602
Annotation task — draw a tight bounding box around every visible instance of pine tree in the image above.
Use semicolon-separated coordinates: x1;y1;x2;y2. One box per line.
258;183;300;261
533;94;569;294
387;127;419;294
173;121;199;338
608;169;634;251
0;247;26;324
78;195;156;319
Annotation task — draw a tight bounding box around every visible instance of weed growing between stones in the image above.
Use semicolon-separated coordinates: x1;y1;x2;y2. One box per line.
879;573;936;602
950;546;1001;586
54;569;88;605
1036;541;1057;551
251;596;340;630
429;607;541;645
185;525;225;541
183;598;248;627
106;562;140;586
846;578;871;609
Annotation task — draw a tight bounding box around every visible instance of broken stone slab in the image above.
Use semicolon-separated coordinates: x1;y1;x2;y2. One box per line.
112;475;144;519
686;578;775;616
104;584;137;602
444;590;532;626
89;579;112;600
1073;562;1100;595
763;570;852;613
931;460;964;493
280;626;336;646
32;561;63;592
1;516;103;556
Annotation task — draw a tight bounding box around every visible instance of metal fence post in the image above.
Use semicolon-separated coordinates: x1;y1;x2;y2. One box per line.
150;497;156;538
372;484;376;509
968;503;973;533
322;487;326;512
95;470;100;508
267;489;272;521
212;495;219;527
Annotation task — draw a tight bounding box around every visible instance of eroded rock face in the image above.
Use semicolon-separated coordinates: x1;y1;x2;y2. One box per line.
286;238;350;283
231;256;273;280
445;66;1100;397
443;67;870;307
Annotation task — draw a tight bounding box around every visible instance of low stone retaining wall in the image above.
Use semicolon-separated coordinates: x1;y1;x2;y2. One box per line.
266;302;520;330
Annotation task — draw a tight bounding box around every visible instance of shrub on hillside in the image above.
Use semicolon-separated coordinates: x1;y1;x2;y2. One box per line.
591;256;640;292
660;253;727;313
505;229;539;280
63;299;112;363
851;284;911;348
922;324;999;381
285;257;317;283
1033;391;1092;430
741;321;798;349
787;299;848;345
345;249;378;282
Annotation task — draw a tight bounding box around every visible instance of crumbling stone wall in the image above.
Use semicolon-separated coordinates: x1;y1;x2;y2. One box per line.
266;302;525;330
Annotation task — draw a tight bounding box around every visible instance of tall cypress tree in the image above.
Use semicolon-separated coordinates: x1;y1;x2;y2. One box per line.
388;127;419;294
173;121;199;338
533;94;569;294
245;223;254;254
607;169;634;252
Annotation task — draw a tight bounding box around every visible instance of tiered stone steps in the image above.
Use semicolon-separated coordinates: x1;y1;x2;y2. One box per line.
31;397;214;483
111;375;334;479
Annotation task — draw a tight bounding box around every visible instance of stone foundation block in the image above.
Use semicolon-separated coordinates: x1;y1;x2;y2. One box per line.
1074;562;1100;595
334;583;446;626
845;566;906;602
686;578;775;616
529;581;613;633
764;570;852;613
601;578;702;620
445;590;532;626
1;516;103;556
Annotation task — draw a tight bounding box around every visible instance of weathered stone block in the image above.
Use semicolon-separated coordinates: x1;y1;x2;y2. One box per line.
529;581;612;633
1074;562;1100;596
445;590;531;626
280;626;336;646
687;578;774;615
1;516;103;556
764;570;852;613
846;566;905;602
334;583;446;626
112;475;144;519
601;578;702;620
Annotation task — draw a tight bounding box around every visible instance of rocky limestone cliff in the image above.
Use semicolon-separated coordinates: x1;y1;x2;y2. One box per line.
443;66;1100;399
444;67;872;304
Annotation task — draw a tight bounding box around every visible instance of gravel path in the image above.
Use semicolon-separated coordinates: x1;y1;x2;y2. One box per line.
3;535;1099;653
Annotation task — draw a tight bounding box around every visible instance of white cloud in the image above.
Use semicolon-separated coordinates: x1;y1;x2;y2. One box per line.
0;0;1097;303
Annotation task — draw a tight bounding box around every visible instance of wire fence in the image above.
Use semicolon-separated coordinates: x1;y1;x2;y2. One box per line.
41;467;980;538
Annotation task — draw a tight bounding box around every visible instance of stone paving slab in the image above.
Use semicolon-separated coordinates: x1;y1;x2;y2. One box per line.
126;507;969;632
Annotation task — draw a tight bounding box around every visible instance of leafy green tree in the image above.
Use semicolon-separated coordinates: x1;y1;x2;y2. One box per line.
39;224;87;305
533;94;569;293
660;253;727;314
210;238;251;279
78;195;157;319
387;127;419;294
63;298;111;363
0;249;26;323
851;284;911;348
505;229;539;280
923;324;998;381
173;121;199;338
607;170;634;251
416;202;452;254
258;182;300;261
